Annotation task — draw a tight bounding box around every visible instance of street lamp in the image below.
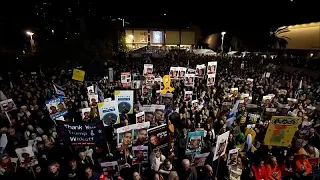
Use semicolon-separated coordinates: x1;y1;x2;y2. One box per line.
26;31;36;52
221;31;226;52
26;31;34;39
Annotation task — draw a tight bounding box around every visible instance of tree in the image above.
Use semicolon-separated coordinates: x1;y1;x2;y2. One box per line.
231;36;243;51
269;26;291;49
118;31;127;52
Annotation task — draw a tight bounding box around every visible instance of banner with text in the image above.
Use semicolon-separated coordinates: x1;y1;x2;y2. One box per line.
56;121;106;145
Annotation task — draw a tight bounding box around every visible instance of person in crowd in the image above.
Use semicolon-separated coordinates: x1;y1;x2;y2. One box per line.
179;159;197;180
266;156;281;180
252;158;268;180
168;171;179;180
1;51;320;180
83;166;100;180
281;154;297;180
67;159;81;180
201;164;213;180
48;162;65;180
305;144;320;158
295;148;312;177
229;157;242;180
158;159;175;180
150;149;166;172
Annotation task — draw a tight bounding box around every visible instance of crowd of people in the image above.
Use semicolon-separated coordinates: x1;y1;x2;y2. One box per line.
0;51;320;180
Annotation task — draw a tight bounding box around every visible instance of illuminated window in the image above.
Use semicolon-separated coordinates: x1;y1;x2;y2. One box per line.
152;31;163;44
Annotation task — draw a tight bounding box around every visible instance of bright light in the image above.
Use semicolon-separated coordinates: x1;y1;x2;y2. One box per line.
221;32;226;36
164;13;166;16
128;34;134;39
26;31;34;36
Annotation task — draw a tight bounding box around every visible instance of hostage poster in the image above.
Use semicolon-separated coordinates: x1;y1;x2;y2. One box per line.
147;124;169;151
185;131;204;155
56;121;106;145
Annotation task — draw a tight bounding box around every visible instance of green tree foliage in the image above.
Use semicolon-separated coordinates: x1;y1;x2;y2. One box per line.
118;31;127;52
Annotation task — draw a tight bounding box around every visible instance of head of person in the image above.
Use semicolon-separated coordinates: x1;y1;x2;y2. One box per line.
34;165;41;174
204;164;213;176
8;128;15;136
79;151;86;161
155;149;161;158
48;162;60;174
168;171;179;180
164;159;172;170
1;154;10;165
85;167;93;178
123;131;132;145
182;159;190;171
269;156;277;166
136;150;144;159
133;172;141;180
154;173;160;180
146;113;154;121
69;159;77;169
138;129;147;141
150;135;158;145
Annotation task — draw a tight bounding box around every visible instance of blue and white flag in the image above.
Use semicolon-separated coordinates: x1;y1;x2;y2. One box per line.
226;100;240;128
53;82;66;98
95;84;104;102
294;80;303;99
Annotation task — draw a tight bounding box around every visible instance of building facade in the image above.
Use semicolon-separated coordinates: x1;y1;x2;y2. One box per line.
277;22;320;50
124;28;197;50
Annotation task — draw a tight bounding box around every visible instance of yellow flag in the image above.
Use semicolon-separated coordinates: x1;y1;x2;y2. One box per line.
72;69;85;82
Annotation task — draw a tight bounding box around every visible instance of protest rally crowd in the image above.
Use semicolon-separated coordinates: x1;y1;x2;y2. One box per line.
0;51;320;180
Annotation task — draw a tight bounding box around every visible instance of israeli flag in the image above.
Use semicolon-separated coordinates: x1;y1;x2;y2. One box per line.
53;82;66;98
95;84;104;102
294;80;303;99
226;100;240;128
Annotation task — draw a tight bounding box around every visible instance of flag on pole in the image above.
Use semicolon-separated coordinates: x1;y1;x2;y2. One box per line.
226;100;240;127
294;80;303;99
53;82;66;97
95;84;104;102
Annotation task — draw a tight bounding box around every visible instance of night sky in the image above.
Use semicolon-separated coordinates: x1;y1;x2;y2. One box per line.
0;0;319;50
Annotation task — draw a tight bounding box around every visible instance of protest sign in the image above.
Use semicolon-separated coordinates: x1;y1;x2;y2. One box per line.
0;99;17;112
132;145;148;165
117;125;134;149
132;122;150;146
213;131;230;161
98;101;120;126
185;131;204;155
15;146;38;167
136;111;145;123
72;68;85;82
56;121;105;145
100;161;119;177
264;116;302;147
114;90;134;114
191;152;210;167
227;149;239;166
147;124;169;150
45;97;68;120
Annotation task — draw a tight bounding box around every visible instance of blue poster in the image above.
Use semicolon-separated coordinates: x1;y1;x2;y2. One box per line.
45;97;68;120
